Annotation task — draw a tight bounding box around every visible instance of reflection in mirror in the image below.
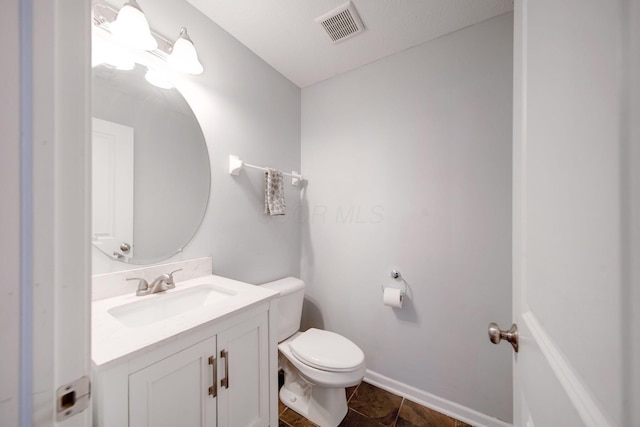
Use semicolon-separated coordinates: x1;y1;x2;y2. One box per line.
92;63;210;265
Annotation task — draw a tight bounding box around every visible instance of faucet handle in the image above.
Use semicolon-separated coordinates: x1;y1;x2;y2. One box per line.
166;269;183;286
127;277;149;296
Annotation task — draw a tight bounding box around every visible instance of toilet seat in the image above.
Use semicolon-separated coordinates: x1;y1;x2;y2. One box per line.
289;328;365;372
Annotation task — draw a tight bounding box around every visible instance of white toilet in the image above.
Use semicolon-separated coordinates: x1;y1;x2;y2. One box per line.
261;277;366;427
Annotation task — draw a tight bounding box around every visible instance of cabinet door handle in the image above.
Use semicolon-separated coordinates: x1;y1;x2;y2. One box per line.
220;350;229;389
208;356;217;397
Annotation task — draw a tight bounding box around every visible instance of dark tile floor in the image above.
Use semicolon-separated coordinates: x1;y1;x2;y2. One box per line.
278;381;473;427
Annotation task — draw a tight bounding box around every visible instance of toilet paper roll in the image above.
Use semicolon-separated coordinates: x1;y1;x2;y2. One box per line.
383;287;404;308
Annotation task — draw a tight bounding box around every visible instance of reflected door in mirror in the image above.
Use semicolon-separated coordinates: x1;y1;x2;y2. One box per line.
92;117;134;260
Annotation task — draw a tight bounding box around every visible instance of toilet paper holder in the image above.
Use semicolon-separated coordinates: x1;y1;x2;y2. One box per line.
381;270;407;295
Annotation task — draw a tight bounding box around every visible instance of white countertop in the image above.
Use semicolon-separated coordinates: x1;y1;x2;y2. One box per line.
92;274;278;367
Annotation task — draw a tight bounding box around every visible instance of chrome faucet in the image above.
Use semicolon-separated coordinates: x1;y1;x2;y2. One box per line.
127;269;182;296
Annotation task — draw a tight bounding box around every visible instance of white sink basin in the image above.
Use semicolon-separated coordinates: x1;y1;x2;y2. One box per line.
107;284;236;328
92;274;279;366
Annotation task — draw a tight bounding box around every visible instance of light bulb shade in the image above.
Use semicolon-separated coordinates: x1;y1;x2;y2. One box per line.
110;0;157;51
92;36;135;70
168;28;204;75
144;68;174;89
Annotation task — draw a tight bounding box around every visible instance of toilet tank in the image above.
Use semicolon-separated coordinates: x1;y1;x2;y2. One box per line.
260;277;305;342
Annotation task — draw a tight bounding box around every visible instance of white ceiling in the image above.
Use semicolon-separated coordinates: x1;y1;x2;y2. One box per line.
185;0;514;88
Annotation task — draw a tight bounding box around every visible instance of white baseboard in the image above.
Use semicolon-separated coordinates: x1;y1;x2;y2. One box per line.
364;370;512;427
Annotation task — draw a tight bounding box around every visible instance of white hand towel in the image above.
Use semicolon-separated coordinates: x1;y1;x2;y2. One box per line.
264;168;286;215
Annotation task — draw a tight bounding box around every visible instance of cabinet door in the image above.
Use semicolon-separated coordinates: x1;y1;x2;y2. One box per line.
129;338;217;427
217;312;270;427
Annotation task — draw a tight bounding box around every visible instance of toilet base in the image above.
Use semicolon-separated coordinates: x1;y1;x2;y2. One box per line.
279;363;348;427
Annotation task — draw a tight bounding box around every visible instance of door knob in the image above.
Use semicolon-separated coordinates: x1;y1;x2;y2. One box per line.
488;322;519;353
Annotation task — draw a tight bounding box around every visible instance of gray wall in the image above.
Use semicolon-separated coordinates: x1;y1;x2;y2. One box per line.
300;13;513;422
92;0;301;284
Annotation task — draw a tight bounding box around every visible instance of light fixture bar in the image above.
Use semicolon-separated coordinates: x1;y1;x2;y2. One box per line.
92;0;174;61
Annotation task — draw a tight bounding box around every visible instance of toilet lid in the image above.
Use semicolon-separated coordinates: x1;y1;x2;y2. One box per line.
289;328;364;372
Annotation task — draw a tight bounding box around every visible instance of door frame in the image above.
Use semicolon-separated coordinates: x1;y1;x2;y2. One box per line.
624;1;640;425
24;0;92;426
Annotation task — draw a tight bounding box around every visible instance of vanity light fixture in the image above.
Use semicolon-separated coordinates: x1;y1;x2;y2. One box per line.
92;0;205;75
109;0;157;51
168;28;204;75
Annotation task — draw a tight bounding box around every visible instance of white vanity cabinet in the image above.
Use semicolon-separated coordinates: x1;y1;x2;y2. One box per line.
129;337;217;427
128;311;269;427
92;275;279;427
215;312;270;427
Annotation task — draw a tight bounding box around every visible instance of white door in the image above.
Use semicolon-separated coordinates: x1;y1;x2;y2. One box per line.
510;1;635;426
92;117;135;259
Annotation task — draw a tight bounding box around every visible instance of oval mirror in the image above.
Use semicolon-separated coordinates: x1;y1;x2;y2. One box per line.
91;63;210;264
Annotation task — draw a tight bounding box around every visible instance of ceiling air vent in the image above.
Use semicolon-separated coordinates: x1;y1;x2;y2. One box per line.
316;1;365;44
